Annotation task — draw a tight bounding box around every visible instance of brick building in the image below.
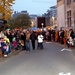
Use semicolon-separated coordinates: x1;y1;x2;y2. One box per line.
57;0;75;30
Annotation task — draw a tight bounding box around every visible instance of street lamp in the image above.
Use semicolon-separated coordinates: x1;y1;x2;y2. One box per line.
52;16;54;26
31;21;34;27
52;16;55;29
41;23;44;29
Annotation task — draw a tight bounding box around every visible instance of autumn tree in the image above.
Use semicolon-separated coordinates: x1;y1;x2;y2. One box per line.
8;14;31;29
7;18;15;29
0;0;15;20
14;14;31;29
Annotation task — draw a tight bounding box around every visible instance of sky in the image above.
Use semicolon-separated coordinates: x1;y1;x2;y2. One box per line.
13;0;56;15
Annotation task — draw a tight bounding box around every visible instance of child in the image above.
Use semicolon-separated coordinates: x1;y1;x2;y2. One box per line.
1;38;8;57
12;37;17;52
4;35;10;55
67;37;74;48
37;32;44;50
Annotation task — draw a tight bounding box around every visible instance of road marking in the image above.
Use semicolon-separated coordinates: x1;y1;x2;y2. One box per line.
59;72;71;75
45;42;52;43
61;48;72;52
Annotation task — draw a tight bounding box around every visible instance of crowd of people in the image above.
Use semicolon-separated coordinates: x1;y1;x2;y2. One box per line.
0;28;44;57
45;29;75;48
0;28;75;58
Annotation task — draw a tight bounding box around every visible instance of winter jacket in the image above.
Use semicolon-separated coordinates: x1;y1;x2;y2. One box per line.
30;32;36;41
38;34;44;43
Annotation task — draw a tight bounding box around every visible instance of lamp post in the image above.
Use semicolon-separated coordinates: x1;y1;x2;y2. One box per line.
52;16;54;26
41;23;44;29
52;16;54;29
31;21;34;27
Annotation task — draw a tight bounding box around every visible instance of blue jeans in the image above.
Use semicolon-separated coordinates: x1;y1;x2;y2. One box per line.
8;43;12;53
25;41;30;51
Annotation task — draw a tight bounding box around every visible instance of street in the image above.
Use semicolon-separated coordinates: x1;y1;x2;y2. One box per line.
0;42;75;75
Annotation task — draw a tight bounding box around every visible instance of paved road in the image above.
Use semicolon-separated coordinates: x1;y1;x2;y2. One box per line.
0;42;75;75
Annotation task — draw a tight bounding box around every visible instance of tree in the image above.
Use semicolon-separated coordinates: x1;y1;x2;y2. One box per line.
0;0;15;20
14;14;31;29
7;18;15;29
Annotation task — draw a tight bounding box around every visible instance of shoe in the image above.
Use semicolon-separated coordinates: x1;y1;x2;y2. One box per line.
4;55;7;57
28;51;30;52
13;50;16;53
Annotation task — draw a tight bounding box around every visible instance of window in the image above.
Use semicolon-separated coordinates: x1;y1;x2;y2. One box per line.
67;10;71;27
67;0;71;5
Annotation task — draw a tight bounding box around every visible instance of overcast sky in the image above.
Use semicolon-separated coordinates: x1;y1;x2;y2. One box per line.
13;0;56;15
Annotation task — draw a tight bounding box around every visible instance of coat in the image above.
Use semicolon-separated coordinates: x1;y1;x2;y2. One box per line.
38;34;44;43
30;32;36;41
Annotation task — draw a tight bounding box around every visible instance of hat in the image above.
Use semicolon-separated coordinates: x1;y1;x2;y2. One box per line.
12;37;15;41
7;28;10;30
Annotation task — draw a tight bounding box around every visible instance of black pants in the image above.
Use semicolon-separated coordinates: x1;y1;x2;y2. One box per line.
60;37;64;44
31;40;35;50
37;43;43;49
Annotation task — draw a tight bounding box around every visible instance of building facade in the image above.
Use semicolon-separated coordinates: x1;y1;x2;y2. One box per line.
57;0;75;30
65;0;75;30
43;5;57;29
57;0;66;30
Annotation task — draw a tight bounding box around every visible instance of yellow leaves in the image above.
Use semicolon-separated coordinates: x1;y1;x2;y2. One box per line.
0;0;15;20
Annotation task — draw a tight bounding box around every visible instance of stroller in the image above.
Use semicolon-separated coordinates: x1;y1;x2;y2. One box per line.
67;37;74;48
16;40;23;50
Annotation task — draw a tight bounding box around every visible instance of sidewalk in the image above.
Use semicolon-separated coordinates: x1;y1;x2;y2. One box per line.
0;50;22;61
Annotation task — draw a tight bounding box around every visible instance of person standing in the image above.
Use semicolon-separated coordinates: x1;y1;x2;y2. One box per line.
74;30;75;46
70;29;74;39
30;31;36;50
60;30;64;44
20;31;26;50
25;30;30;52
37;32;44;50
6;29;12;54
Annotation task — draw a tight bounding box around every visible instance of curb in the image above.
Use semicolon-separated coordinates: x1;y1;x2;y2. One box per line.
0;50;22;62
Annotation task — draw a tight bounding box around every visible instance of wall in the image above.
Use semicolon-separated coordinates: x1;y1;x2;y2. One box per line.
57;4;66;30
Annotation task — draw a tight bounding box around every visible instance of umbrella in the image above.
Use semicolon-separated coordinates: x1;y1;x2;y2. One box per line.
31;27;37;31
